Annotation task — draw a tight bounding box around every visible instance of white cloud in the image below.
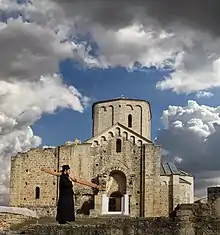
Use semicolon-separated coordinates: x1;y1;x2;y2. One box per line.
7;0;220;95
156;100;220;198
195;91;214;99
91;23;220;94
0;74;87;205
0;2;92;205
87;23;178;69
43;0;220;95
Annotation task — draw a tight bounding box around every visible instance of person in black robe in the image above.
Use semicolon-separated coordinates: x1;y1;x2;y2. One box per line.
56;165;75;224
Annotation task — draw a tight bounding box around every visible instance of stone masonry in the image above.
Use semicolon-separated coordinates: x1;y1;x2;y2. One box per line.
2;186;220;234
9;98;194;218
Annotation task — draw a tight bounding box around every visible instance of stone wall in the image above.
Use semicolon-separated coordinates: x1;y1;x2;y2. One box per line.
10;148;58;207
9;139;192;218
144;144;161;217
178;176;194;204
159;174;194;217
90;137;142;217
3;201;220;234
159;181;169;217
9;143;94;215
17;217;179;235
0;213;34;227
87;124;150;147
11;214;220;235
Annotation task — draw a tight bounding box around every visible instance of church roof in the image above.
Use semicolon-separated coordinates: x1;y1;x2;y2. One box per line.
160;161;192;177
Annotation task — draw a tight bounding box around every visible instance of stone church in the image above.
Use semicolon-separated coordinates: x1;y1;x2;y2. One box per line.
9;98;194;218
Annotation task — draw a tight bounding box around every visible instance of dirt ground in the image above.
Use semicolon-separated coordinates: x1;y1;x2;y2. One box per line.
9;216;119;231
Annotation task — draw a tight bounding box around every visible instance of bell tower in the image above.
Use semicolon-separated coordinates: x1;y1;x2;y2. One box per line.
92;98;152;140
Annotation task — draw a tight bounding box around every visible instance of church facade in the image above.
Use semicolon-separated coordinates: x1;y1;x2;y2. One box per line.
9;98;194;217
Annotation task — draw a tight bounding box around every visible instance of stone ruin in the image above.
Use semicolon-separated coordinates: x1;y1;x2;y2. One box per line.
1;186;220;235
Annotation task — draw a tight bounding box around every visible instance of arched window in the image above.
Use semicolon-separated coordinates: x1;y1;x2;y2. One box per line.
116;139;122;153
35;187;40;199
128;114;132;128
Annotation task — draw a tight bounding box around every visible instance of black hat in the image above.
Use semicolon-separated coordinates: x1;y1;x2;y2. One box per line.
61;165;70;171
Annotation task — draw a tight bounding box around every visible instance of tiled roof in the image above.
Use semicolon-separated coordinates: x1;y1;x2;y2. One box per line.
160;161;192;176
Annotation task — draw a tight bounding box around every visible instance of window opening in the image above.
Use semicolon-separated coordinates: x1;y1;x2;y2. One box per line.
128;114;132;128
116;139;122;153
35;187;40;199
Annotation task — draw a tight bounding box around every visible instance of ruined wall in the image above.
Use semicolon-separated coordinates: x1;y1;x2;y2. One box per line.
58;143;94;215
159;174;194;217
15;217;179;235
169;175;194;212
92;99;151;140
174;203;220;235
10;148;58;208
58;143;92;186
3;203;220;235
9;153;22;206
178;176;194;204
9;143;94;217
159;176;170;217
0;213;33;226
14;212;220;235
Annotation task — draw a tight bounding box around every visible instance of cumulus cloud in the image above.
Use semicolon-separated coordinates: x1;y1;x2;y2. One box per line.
6;0;220;95
156;101;220;197
48;0;220;95
0;1;93;205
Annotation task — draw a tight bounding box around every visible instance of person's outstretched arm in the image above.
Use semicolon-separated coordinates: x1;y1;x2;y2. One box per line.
41;168;103;189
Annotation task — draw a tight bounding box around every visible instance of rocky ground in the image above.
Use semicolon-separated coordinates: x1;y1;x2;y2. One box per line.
0;216;125;234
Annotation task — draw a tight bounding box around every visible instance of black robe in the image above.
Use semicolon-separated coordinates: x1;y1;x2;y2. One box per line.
56;173;75;223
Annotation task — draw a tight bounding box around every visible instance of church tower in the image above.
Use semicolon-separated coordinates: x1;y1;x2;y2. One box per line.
92;97;152;140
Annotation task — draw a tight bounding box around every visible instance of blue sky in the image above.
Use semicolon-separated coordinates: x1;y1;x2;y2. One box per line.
32;60;208;147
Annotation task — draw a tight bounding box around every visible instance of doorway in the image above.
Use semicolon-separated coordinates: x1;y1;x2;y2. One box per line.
108;191;123;212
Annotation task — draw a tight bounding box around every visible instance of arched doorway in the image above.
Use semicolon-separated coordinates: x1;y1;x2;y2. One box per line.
108;170;126;195
108;191;123;212
101;170;129;215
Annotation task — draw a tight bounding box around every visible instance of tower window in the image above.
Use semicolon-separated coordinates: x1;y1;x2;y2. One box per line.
35;187;40;199
116;139;122;153
128;114;132;128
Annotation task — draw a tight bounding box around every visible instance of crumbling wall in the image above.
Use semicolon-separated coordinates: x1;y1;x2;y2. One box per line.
0;213;34;230
17;214;220;235
3;206;220;235
9;148;58;208
19;217;179;235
